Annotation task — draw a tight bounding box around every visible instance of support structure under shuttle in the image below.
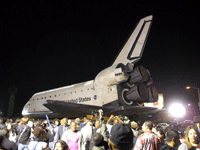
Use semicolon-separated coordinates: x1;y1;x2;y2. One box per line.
22;15;163;118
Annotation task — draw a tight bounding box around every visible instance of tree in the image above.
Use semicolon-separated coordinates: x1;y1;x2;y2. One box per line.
7;84;18;117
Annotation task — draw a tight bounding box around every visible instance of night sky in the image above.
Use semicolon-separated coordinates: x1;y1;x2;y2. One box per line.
0;1;200;116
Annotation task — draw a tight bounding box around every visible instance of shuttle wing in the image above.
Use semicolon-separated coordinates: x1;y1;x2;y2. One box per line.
43;100;114;118
113;15;153;66
43;100;157;117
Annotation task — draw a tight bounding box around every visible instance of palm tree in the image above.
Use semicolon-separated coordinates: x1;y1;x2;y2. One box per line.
8;84;18;117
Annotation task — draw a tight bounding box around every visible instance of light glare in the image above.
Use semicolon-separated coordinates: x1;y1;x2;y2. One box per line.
169;103;186;118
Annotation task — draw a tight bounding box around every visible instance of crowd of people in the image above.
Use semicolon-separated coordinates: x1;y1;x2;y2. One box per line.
0;111;200;150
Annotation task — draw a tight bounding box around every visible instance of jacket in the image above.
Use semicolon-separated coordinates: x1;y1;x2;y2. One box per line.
18;125;31;145
160;144;175;150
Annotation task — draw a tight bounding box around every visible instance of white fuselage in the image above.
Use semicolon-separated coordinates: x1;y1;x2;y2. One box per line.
22;79;119;116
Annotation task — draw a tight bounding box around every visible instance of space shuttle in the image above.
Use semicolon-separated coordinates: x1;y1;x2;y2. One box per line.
22;15;163;118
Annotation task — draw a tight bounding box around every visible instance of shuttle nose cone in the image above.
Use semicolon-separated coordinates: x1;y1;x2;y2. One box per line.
22;103;30;116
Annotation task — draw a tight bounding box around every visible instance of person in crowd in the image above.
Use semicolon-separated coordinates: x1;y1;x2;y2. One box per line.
137;120;143;130
179;132;185;144
54;140;69;150
165;124;179;135
152;125;158;135
123;116;130;124
80;118;88;128
42;121;55;150
28;126;48;150
134;121;161;150
155;127;165;146
53;118;60;136
178;125;200;150
17;117;32;150
91;110;109;150
133;128;144;147
0;117;6;130
81;118;93;150
0;129;18;150
54;118;69;142
108;123;134;150
28;120;34;141
92;133;105;150
94;118;109;150
131;121;139;137
34;119;43;128
13;118;21;137
75;118;82;131
195;123;200;133
0;130;6;149
5;119;13;127
160;130;180;150
106;115;124;134
6;122;17;143
132;121;144;147
95;119;101;133
61;121;84;150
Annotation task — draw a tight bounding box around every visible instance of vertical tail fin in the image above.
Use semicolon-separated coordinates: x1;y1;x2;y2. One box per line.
112;15;153;66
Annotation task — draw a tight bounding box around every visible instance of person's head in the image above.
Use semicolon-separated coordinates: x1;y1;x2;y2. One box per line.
75;118;80;126
87;121;92;126
165;130;180;148
95;120;101;129
34;119;43;128
62;118;68;127
1;129;9;139
70;122;76;132
43;120;48;125
20;117;29;125
164;125;178;135
142;121;153;132
84;117;89;124
28;120;34;128
93;133;104;147
185;125;200;148
6;122;12;130
0;117;3;123
6;119;11;123
131;121;138;129
196;123;200;129
180;131;185;139
108;123;133;150
0;129;7;146
54;140;68;150
33;126;47;140
54;119;60;126
113;119;119;125
137;120;142;128
156;128;165;140
15;118;21;124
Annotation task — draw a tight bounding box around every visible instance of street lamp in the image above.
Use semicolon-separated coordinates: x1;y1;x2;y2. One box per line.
186;86;200;110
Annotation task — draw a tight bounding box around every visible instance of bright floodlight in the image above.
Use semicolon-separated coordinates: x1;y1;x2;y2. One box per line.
169;103;186;118
186;86;191;89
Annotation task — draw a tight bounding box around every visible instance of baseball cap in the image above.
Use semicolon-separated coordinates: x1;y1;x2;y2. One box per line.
110;123;133;145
